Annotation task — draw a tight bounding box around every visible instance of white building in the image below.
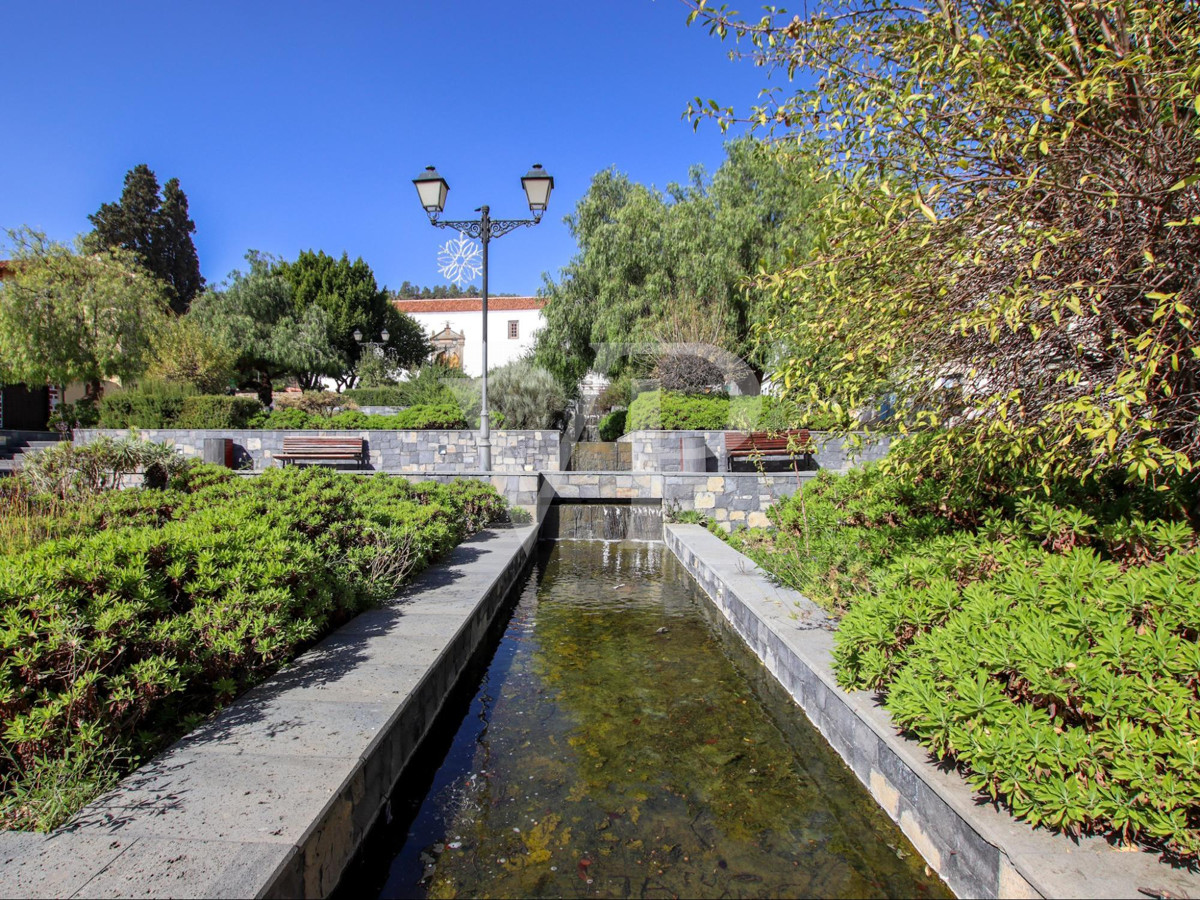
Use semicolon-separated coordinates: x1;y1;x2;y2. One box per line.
393;296;546;377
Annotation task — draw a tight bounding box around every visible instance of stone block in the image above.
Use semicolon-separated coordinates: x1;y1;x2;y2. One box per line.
747;511;770;528
707;476;725;492
694;492;716;510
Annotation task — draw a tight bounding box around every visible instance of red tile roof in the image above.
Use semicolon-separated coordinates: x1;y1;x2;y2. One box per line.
393;296;545;313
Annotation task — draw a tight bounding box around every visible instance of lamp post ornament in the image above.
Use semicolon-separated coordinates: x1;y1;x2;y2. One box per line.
412;164;554;472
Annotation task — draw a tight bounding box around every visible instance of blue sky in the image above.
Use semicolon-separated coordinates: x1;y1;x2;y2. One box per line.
2;1;787;296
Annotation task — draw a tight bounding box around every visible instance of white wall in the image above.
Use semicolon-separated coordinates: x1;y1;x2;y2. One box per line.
411;308;544;376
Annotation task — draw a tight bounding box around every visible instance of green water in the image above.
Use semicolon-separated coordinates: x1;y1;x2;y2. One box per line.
346;541;951;899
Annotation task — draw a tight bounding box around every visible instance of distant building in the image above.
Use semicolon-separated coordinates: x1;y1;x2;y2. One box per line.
393;296;546;376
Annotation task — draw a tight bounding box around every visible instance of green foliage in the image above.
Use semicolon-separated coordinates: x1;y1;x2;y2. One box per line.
0;229;170;393
598;409;627;441
276;250;428;390
343;386;408;407
686;0;1200;487
98;381;195;428
84;164;203;313
251;404;467;430
534;139;824;390
273;390;352;419
733;462;1200;858
176;396;263;429
97;383;262;429
627;390;729;431
19;436;190;499
189;252;339;402
0;466;506;829
487;361;567;430
145;314;237;393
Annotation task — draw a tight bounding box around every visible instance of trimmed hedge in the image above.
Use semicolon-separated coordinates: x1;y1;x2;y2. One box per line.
99;386;262;429
627;390;729;431
0;464;507;830
626;391;847;433
342;386;409;407
249;403;468;430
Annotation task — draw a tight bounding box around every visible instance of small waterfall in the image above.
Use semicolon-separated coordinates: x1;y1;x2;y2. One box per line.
541;502;662;542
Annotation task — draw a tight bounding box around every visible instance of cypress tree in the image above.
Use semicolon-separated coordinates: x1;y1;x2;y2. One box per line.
87;164;204;314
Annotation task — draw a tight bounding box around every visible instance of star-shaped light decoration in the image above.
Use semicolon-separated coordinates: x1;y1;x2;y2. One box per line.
437;232;483;287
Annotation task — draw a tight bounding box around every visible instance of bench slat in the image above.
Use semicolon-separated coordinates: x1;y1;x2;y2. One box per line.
726;429;813;457
277;435;366;466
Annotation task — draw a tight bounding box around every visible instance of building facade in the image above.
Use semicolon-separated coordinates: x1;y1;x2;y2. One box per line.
393;296;546;376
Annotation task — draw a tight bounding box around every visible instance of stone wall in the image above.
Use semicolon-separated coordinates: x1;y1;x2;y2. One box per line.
619;429;891;474
538;471;816;531
74;429;562;474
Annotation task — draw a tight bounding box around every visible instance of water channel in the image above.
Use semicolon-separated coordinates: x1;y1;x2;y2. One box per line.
336;538;951;899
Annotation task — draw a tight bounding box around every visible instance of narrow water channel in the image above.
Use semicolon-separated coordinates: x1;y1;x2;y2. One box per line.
337;541;951;899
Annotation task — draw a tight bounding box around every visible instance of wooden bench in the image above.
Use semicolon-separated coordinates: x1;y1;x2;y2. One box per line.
725;428;815;464
275;436;366;467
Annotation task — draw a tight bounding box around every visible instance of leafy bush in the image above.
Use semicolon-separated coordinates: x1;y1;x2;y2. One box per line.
343;386;409;407
728;396;850;432
627;390;729;431
731;462;1200;860
0;466;506;830
488;361;567;430
598;409;627;441
98;381;196;428
177;395;262;429
48;398;100;433
273;391;354;418
97;383;261;429
249;403;468;430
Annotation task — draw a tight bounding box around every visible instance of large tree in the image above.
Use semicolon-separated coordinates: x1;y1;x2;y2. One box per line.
277;250;427;388
0;228;169;398
533;138;823;391
189;252;338;402
686;0;1200;487
86;164;203;313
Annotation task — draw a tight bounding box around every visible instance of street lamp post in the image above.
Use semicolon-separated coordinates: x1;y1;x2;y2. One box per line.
352;327;390;353
412;164;554;472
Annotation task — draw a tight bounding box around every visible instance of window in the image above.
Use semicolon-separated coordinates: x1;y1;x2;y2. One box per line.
508;320;519;339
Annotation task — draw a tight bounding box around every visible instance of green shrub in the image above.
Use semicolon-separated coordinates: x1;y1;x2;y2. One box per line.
252;407;317;429
249;404;468;431
20;436;190;499
343;386;409;407
730;461;1200;860
177;395;262;429
98;381;196;428
598;409;627;441
728;396;850;432
627;390;729;431
273;391;353;418
488;361;568;429
386;404;468;429
0;466;506;830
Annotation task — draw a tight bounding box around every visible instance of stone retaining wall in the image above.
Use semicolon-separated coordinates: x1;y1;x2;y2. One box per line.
539;471;816;530
619;430;891;473
74;429;562;473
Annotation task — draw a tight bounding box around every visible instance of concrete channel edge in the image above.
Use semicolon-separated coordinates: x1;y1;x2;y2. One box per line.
0;524;539;900
665;523;1200;900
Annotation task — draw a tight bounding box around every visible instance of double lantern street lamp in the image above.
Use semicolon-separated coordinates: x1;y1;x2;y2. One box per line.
352;327;390;351
412;164;554;472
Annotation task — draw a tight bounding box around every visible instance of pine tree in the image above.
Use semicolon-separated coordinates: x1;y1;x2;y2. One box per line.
87;164;204;314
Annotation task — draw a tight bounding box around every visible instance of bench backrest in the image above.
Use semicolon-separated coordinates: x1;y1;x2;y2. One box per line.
726;428;813;453
281;436;364;452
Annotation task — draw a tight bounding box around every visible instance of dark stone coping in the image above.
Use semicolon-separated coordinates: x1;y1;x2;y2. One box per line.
664;523;1200;900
